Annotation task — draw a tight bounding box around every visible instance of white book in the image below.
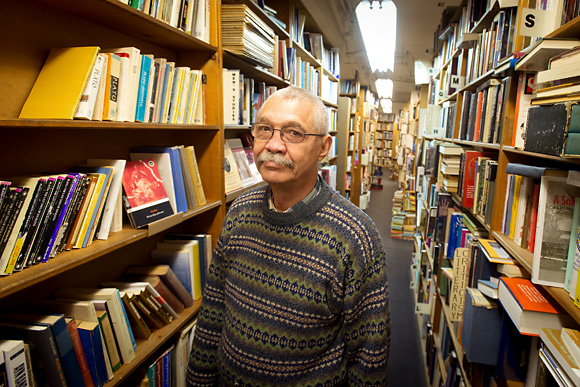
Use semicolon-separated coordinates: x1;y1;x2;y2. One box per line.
86;159;127;240
113;52;128;122
75;53;105;120
222;69;240;125
54;288;136;365
174;318;197;387
91;53;109;121
0;340;30;387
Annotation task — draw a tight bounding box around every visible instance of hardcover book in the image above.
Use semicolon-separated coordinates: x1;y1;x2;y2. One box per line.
19;46;101;119
498;277;576;336
121;159;175;229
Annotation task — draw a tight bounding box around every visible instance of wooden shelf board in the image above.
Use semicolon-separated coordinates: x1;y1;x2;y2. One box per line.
0;119;221;131
35;0;218;52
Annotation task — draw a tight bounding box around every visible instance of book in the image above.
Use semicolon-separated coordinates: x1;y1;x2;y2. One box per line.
100;47;141;122
562;327;580;368
223;68;241;125
184;145;206;206
498;277;576;336
0;312;85;387
173;318;197;387
176;145;197;210
129;146;188;214
101;52;121;121
85;159;127;240
125;264;194;307
129;151;178;214
226;138;254;188
155;239;202;300
478;239;516;264
121;159;175;229
533;175;580;287
135;54;153;123
123;273;185;315
75;53;105;120
30;298;114;380
0;321;67;386
515;38;580;72
54;287;136;365
19;46;101;119
119;292;153;340
0;340;30;387
151;244;197;300
77;320;109;387
540;327;580;386
224;141;244;194
94;309;122;372
65;317;95;387
462;288;502;365
512;72;534;149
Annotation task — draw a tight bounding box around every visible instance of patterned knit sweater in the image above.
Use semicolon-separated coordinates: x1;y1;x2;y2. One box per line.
187;181;390;386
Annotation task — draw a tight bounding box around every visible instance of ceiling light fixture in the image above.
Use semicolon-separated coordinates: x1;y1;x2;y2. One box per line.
355;0;397;73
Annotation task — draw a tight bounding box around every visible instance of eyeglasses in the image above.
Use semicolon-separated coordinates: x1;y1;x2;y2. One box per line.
251;124;326;143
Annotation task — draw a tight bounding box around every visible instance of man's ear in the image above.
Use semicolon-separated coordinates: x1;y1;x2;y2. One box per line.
318;135;333;160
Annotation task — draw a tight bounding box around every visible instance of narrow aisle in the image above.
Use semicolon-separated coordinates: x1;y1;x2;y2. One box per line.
365;174;427;387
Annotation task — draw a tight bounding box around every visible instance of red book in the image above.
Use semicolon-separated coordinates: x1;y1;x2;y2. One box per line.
65;317;95;387
472;91;484;141
498;277;574;336
526;182;540;252
460;150;494;209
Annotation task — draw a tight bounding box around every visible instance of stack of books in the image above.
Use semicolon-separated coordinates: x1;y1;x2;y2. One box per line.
221;4;276;69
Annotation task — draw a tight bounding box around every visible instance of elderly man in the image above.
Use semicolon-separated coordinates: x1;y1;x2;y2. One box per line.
188;86;390;386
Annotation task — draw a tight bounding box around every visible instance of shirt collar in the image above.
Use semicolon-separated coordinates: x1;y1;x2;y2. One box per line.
268;175;323;213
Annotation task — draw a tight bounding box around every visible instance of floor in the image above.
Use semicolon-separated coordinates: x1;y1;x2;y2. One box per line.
365;172;427;387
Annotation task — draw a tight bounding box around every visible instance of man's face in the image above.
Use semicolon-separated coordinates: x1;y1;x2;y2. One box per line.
252;97;331;188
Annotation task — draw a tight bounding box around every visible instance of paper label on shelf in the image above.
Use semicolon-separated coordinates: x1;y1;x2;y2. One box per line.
415;302;431;314
567;170;580;188
519;8;560;37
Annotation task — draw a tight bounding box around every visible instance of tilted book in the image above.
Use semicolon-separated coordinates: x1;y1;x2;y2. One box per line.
19;46;101;119
121;159;175;229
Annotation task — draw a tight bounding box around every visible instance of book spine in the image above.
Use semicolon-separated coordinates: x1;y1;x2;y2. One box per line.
42;175;77;262
135;54;152;123
0;188;26;268
66;319;96;387
78;324;108;387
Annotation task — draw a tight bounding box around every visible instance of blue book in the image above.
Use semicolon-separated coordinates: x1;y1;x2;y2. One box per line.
129;146;188;213
165;233;208;294
135;54;152;122
503;174;515;235
70;166;114;248
157;63;172;123
446;212;463;258
0;313;85;387
162;347;172;387
116;292;137;352
77;320;108;387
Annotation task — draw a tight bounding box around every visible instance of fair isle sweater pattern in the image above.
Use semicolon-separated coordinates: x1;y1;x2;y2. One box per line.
187;181;390;386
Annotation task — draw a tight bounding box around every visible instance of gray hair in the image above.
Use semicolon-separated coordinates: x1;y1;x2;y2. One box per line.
258;86;329;136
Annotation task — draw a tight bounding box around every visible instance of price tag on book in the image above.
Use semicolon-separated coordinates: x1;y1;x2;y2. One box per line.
568;170;580;188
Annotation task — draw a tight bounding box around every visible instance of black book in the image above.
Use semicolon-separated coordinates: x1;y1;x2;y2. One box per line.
0;181;11;209
466;92;479;141
46;173;84;259
0;187;28;258
0;188;23;257
36;174;77;263
525;103;568;156
478;88;489;142
28;175;64;265
10;178;47;272
14;178;53;271
459;91;472;140
55;175;90;255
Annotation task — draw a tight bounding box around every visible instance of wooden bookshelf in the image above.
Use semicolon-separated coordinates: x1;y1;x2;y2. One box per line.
410;2;580;386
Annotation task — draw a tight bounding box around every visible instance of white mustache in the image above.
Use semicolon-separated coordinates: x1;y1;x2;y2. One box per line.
256;151;295;169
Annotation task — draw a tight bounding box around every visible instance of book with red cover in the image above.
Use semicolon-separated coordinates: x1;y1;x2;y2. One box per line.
460;150;494;209
498;277;575;336
121;159;174;228
472;91;484;141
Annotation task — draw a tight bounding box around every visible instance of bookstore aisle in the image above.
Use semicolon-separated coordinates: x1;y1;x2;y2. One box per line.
366;173;427;387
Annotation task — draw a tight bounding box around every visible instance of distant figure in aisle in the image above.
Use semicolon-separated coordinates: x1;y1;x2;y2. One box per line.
187;86;390;386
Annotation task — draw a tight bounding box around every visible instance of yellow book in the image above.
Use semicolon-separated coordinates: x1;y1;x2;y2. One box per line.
19;46;101;119
73;173;106;249
508;175;523;240
102;53;121;121
185;145;206;206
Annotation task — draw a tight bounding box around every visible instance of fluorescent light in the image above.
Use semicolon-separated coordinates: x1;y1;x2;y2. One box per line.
375;78;393;99
380;98;392;113
356;0;397;73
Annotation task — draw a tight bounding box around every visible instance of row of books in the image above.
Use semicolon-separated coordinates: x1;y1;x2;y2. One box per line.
500;164;580;297
19;46;206;125
0;257;204;387
222;68;277;126
123;0;210;43
0;144;206;276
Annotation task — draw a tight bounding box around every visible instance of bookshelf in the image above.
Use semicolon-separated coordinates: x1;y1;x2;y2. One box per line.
410;3;580;386
0;0;224;384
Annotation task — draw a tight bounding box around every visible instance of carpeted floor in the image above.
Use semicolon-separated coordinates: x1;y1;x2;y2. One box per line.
365;173;427;387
